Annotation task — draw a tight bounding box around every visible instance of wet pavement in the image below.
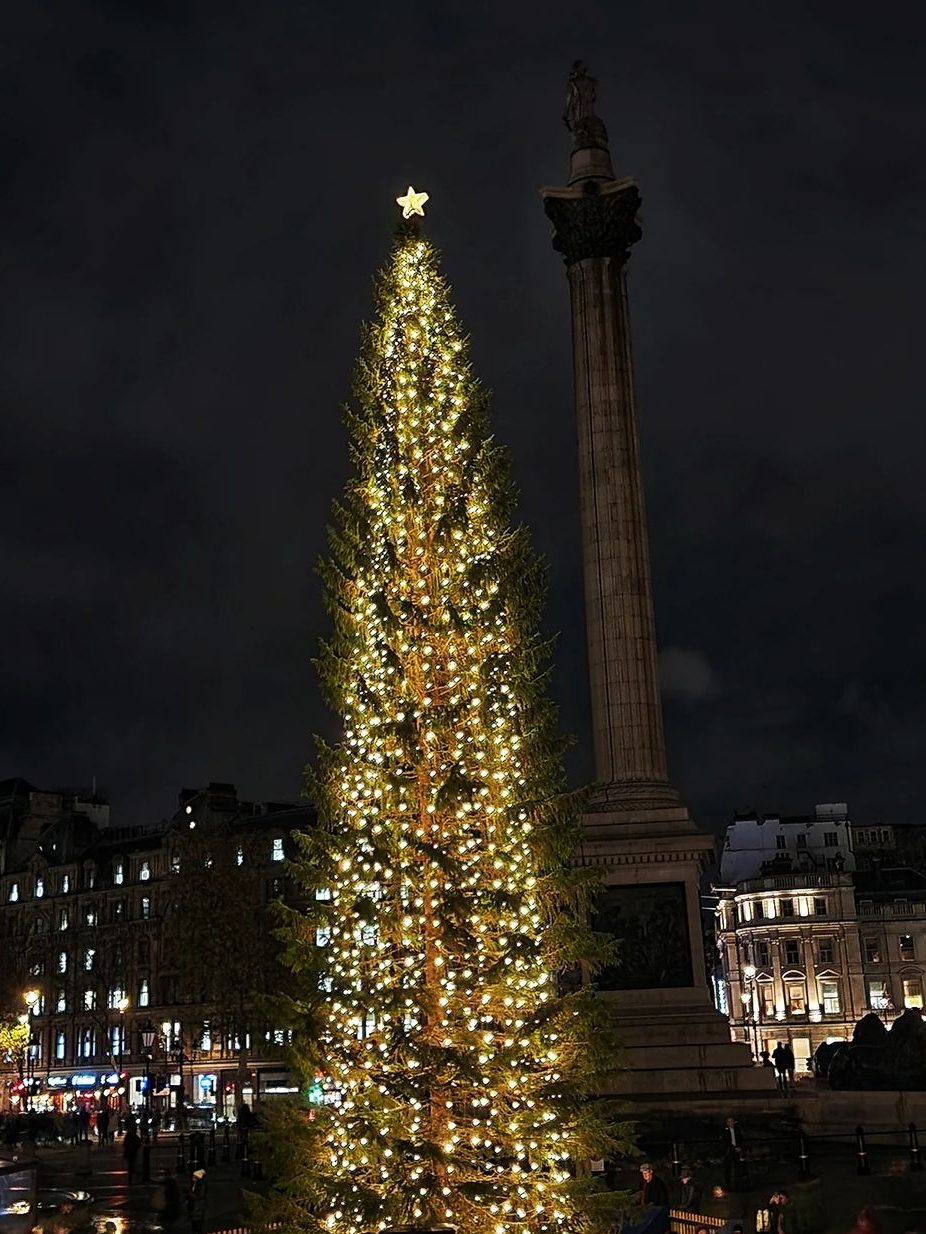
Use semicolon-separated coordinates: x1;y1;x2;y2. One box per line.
2;1135;252;1233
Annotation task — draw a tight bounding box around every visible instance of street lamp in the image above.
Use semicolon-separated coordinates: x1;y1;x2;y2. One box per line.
116;998;129;1111
741;965;759;1059
141;1020;157;1135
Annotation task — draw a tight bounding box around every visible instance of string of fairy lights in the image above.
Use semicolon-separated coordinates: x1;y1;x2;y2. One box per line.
308;189;591;1234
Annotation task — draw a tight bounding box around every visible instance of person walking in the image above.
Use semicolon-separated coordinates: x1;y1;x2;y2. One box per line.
188;1168;208;1234
721;1116;748;1192
772;1041;795;1093
123;1123;141;1184
97;1106;111;1147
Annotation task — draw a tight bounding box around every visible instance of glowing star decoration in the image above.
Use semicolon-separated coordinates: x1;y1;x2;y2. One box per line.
396;185;429;219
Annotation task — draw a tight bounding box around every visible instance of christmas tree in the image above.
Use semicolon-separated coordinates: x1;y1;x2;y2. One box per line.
264;192;629;1234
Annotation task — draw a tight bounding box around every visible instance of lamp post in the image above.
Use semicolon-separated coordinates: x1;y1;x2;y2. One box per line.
116;998;129;1111
741;964;759;1059
20;991;40;1110
141;1021;156;1136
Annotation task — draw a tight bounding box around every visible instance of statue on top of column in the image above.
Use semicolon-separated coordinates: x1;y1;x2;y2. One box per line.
563;61;609;151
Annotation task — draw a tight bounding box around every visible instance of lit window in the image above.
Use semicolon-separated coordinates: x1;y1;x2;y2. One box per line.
55;1031;66;1060
759;984;776;1018
84;988;96;1011
58;910;69;931
86;868;96;889
9;883;19;903
868;979;890;1010
316;926;332;946
236;847;244;867
85;909;96;928
316;888;332;901
865;937;882;963
201;1023;212;1051
318;975;333;992
141;896;151;920
785;981;806;1014
138;978;149;1008
84;948;95;971
820;979;841;1014
56;989;67;1013
35;878;44;899
108;987;126;1010
903;978;924;1010
61;874;70;894
171;853;180;875
901;935;916;961
139;861;151;882
272;837;285;862
79;1027;95;1058
110;1025;125;1054
58;951;68;974
114;861;124;886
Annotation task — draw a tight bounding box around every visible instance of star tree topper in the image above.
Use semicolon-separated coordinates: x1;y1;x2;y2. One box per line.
396;185;429;219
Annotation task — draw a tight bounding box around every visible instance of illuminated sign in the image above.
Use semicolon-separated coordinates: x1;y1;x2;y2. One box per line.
72;1074;98;1087
47;1076;70;1088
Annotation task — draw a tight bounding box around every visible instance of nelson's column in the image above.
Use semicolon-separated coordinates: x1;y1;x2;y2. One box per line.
542;64;774;1099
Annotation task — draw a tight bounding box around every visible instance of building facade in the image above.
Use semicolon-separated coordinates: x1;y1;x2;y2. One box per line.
715;805;926;1071
0;780;308;1117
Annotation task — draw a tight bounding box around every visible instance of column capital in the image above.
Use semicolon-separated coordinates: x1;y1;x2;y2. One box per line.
541;177;642;267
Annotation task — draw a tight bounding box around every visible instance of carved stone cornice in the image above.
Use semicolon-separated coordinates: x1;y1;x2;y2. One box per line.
542;178;642;267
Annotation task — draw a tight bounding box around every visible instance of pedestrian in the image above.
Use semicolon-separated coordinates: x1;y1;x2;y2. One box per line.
721;1116;748;1191
679;1166;701;1211
767;1189;791;1234
123;1123;141;1184
847;1208;884;1234
772;1041;795;1093
759;1048;774;1068
638;1163;669;1208
97;1106;111;1147
188;1168;208;1234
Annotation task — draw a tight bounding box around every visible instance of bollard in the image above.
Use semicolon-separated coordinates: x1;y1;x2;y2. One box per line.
909;1122;923;1173
240;1135;252;1179
176;1132;186;1172
141;1142;151;1183
222;1124;231;1163
208;1126;217;1166
670;1142;681;1179
855;1124;870;1176
798;1131;810;1178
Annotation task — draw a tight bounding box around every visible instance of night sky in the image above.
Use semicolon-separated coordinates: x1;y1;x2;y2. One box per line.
4;2;925;830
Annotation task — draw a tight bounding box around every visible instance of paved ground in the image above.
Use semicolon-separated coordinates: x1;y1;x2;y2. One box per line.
2;1134;256;1233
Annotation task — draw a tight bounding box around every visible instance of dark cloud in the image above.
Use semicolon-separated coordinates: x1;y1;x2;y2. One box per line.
2;1;924;828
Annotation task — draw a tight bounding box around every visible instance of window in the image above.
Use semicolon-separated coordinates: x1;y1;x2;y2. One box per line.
83;988;96;1011
784;940;801;966
200;1023;212;1051
9;882;19;903
764;899;776;920
797;835;807;849
58;951;68;974
900;935;916;961
868;979;890;1010
110;1025;125;1055
865;938;882;963
818;939;834;964
79;1027;95;1059
114;861;124;886
30;960;44;977
85;909;96;928
171;853;181;875
35;877;44;898
754;900;764;920
58;910;69;931
139;860;151;882
61;874;70;894
84;948;95;971
112;899;125;922
759;984;776;1018
268;877;283;898
108;987;126;1010
756;942;771;967
820;979;841;1014
86;867;96;889
56;989;67;1013
141;896;151;920
138;939;149;965
236;846;244;867
814;898;827;916
272;837;285;862
316;926;332;946
55;1031;66;1061
35;917;46;934
137;978;150;1008
776;836;787;850
781;899;795;918
824;831;838;847
903;977;924;1010
785;981;807;1014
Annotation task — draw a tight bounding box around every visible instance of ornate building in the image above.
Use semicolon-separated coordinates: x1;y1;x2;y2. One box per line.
715;806;926;1072
0;779;308;1117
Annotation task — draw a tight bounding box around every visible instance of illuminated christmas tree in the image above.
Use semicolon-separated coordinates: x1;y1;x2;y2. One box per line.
265;191;628;1234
